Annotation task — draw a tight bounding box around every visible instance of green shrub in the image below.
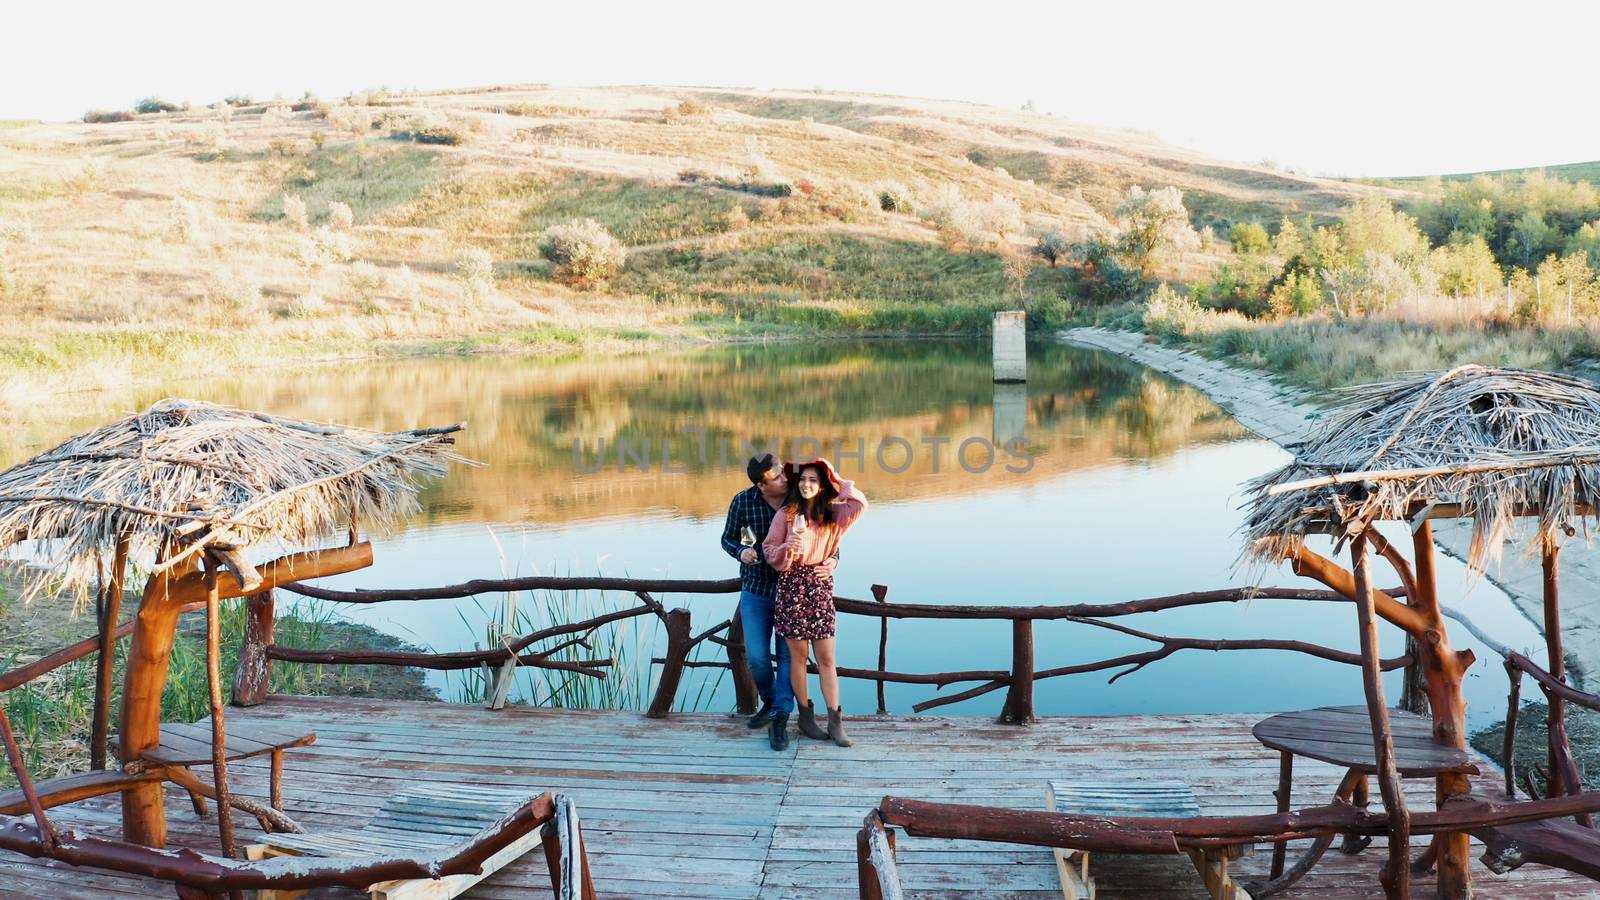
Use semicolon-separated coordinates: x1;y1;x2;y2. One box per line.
879;186;912;213
135;97;179;115
82;110;134;124
539;219;626;286
1072;235;1141;302
409;126;463;145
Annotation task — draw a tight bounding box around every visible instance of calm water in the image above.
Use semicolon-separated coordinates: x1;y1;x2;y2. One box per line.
21;340;1541;726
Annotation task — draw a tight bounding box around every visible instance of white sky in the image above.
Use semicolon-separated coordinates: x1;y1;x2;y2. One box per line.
6;0;1598;177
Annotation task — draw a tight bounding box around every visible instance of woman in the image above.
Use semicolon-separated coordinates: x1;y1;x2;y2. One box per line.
763;457;868;747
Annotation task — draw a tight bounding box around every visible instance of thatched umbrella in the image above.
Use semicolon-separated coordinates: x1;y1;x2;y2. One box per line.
0;399;462;852
1244;364;1600;899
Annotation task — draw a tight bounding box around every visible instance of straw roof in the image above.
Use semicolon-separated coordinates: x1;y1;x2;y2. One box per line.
1244;365;1600;570
0;399;464;598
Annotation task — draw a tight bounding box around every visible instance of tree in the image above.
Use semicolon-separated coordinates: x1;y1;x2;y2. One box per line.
1272;217;1305;259
1030;224;1072;267
1567;220;1600;270
1338;196;1428;263
1432;236;1501;297
1507;211;1556;270
1228;222;1270;255
1115;186;1199;276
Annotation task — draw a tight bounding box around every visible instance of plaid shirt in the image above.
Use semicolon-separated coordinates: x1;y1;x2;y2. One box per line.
720;486;782;598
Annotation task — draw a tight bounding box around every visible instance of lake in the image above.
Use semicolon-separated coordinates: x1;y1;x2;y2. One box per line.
14;339;1543;727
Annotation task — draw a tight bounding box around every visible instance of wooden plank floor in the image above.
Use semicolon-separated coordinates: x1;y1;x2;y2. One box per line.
2;696;1596;898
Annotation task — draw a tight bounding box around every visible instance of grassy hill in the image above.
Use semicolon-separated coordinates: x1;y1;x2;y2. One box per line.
0;84;1381;422
1374;159;1600;186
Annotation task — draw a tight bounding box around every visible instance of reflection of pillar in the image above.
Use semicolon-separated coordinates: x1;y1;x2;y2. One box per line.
992;311;1026;383
993;381;1026;448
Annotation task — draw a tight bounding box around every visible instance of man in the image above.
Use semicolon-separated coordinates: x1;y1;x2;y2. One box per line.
719;453;834;750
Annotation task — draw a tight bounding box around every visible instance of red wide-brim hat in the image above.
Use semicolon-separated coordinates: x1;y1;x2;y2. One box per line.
782;457;844;494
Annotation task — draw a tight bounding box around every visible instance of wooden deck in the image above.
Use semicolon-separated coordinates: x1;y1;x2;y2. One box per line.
2;695;1595;899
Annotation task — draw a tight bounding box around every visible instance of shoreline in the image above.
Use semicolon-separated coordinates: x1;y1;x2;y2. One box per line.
1060;325;1598;684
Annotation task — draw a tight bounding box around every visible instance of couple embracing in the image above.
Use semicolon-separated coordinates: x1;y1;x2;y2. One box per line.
719;454;869;751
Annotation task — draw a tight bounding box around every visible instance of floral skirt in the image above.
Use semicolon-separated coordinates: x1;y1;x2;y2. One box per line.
774;564;835;640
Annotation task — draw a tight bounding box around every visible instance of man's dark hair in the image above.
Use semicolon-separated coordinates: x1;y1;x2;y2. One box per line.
746;453;778;486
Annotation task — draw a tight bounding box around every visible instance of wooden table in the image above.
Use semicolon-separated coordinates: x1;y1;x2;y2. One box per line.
113;719;315;824
1249;706;1479;896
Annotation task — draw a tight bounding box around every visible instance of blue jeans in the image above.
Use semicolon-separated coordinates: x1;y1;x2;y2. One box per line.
739;589;794;715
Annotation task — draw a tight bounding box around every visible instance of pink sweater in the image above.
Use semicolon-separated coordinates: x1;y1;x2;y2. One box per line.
763;481;868;572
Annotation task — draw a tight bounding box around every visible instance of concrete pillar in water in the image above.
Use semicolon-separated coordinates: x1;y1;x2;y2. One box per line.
992;381;1026;448
992;311;1026;383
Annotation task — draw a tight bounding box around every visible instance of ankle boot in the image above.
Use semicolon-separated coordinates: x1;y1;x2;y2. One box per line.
827;706;854;747
797;700;829;740
768;713;790;751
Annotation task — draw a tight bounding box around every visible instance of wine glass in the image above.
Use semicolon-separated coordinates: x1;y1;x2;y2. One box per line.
740;525;756;561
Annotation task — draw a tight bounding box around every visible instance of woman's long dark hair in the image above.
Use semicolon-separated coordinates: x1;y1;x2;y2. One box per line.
782;464;838;526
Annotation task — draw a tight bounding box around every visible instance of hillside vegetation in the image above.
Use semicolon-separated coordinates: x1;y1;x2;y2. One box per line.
0;84;1376;420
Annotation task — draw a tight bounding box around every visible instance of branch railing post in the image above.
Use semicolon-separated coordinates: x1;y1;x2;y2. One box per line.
646;608;692;719
231;590;276;708
1399;633;1428;715
724;604;758;717
1350;534;1409;899
856;810;902;900
998;618;1035;725
872;584;889;715
1503;659;1522;799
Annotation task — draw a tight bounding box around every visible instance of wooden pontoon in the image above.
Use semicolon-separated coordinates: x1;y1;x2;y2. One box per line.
1;697;1596;898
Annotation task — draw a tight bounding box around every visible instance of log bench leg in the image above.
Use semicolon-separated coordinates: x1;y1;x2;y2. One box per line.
1270;751;1291;878
166;767;302;834
1246;768;1364;898
1184;843;1253;900
1052;847;1094;900
179;767;209;817
1340;773;1372;855
270;749;284;811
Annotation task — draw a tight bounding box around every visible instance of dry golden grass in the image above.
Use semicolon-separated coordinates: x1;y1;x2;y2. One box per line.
0;84;1382;427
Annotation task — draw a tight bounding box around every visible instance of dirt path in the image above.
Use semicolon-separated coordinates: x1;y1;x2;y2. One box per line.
1062;326;1600;683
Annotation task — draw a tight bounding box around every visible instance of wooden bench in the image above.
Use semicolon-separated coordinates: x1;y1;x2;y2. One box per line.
251;782;581;900
1046;780;1252;900
0;768;166;815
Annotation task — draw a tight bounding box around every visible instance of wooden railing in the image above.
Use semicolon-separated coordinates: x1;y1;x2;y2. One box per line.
269;575;1417;721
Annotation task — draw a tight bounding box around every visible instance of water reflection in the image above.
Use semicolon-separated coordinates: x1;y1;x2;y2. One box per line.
7;340;1540;725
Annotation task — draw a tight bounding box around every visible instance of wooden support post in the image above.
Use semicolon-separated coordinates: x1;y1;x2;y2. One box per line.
120;564;188;848
1541;538;1588;823
724;605;758;716
1411;522;1471;898
873;584;889;715
231;590;276;707
1351;535;1410;899
120;543;373;847
203;565;239;862
90;534;130;770
999;618;1035;724
1270;751;1292;878
646;608;692;719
